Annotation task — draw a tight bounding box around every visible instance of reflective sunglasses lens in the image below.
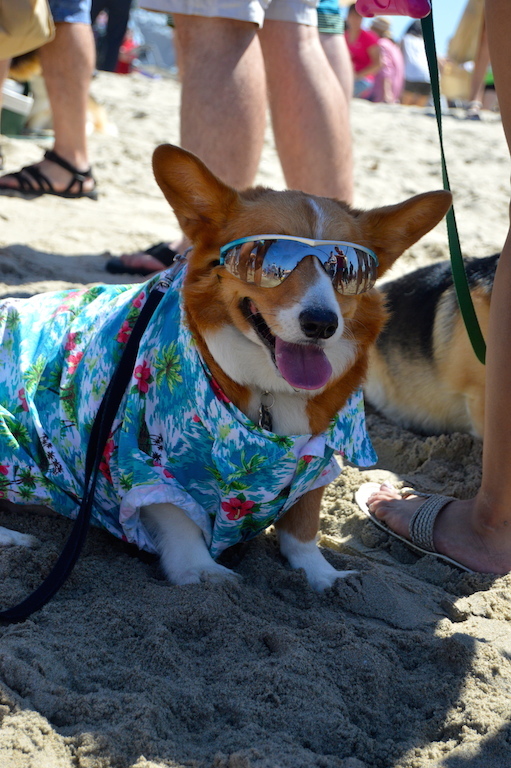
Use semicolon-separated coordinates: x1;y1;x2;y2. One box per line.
222;240;273;283
332;246;377;295
221;239;378;294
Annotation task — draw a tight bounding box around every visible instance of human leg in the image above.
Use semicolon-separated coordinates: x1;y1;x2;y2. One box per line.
174;14;266;188
0;58;9;169
0;58;9;99
0;6;96;198
362;0;511;575
116;14;267;272
259;19;353;203
320;32;354;103
466;19;489;118
92;0;133;72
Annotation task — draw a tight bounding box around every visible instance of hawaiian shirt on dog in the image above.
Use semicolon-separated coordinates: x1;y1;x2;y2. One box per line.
0;266;376;559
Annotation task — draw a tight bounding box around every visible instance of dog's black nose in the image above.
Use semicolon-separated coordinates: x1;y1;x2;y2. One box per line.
299;308;338;340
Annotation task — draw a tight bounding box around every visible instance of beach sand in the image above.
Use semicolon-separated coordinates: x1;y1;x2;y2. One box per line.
0;71;511;768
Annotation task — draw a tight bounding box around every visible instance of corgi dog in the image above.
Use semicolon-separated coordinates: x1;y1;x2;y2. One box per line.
364;253;495;438
0;145;451;593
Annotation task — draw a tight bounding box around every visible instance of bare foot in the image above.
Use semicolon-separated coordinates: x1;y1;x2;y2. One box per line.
117;238;190;273
0;155;96;197
117;249;170;274
366;483;511;575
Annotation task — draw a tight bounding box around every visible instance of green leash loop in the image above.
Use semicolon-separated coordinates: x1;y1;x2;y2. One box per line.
421;11;487;364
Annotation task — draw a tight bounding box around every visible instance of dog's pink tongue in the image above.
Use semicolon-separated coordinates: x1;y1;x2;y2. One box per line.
275;338;332;390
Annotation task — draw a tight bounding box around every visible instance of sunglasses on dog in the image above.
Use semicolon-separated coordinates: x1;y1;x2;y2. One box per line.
219;235;379;295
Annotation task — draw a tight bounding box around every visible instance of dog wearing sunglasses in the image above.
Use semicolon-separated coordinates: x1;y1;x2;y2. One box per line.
0;145;451;592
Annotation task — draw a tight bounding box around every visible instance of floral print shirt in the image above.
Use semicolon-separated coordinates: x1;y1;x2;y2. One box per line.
0;267;376;559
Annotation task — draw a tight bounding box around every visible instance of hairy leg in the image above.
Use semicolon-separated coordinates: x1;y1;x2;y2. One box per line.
0;58;9;168
320;32;354;104
259;20;353;204
0;23;96;195
119;15;267;269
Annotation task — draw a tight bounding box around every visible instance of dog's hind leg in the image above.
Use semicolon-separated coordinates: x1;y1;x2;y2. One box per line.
142;503;241;585
276;487;357;591
0;526;39;547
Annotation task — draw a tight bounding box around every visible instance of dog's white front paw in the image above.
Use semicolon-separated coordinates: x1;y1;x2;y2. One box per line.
0;526;39;548
172;561;242;586
304;561;357;592
279;530;357;592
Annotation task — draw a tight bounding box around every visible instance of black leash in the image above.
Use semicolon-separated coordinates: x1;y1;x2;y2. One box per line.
421;10;487;364
0;272;174;623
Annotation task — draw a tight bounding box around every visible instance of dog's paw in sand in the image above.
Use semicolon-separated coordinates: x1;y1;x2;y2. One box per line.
279;531;357;591
0;525;39;548
174;562;242;586
304;563;358;593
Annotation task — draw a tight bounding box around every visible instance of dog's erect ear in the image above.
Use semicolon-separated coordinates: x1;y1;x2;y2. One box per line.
152;144;242;243
357;190;452;275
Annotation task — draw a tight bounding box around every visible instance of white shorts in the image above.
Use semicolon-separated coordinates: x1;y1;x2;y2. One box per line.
141;0;319;27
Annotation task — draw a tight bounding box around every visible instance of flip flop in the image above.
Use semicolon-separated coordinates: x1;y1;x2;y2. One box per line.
354;482;475;573
105;242;178;276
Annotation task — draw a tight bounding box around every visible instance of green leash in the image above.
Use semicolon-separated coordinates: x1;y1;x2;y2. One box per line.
421;11;487;365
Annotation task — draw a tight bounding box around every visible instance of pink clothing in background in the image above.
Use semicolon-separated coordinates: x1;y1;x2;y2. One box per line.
346;28;379;74
370;37;405;103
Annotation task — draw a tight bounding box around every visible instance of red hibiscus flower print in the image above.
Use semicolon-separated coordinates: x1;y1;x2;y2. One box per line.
134;361;152;393
117;320;131;344
133;292;145;309
221;496;256;521
65;332;78;351
99;437;115;481
163;468;175;478
18;388;28;412
67;351;83;374
0;464;8;476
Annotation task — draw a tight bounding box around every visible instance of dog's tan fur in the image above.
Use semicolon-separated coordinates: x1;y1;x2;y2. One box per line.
149;145;451;586
0;144;452;590
366;274;490;438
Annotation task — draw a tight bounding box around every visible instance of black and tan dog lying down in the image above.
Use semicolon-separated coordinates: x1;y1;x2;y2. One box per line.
364;253;497;438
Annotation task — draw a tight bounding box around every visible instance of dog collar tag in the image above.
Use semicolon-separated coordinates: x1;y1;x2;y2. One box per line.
258;391;274;431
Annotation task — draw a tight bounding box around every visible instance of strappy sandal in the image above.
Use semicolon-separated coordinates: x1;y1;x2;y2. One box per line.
355;482;475;573
0;149;98;200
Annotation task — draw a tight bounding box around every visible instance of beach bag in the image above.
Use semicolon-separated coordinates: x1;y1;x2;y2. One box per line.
0;0;55;60
447;0;484;64
440;60;472;102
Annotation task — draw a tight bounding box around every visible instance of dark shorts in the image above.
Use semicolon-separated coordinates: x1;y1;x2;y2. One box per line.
49;0;92;23
404;80;431;97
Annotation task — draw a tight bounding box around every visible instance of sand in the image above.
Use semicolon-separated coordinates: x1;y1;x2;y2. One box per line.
0;70;511;768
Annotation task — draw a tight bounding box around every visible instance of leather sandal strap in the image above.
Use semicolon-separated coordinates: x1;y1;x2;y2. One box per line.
44;149;92;179
15;164;54;195
408;494;456;552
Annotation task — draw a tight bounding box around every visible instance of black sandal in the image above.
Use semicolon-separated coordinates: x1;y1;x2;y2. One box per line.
0;149;98;200
105;242;179;276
